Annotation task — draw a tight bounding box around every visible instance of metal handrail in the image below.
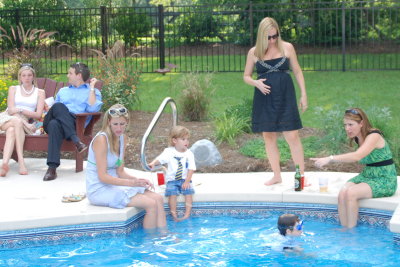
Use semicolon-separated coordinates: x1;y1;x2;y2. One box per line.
140;97;177;171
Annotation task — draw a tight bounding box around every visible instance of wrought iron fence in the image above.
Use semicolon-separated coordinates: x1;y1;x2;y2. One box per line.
0;1;399;75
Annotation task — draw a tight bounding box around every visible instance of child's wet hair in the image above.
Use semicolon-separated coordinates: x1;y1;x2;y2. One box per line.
277;214;299;236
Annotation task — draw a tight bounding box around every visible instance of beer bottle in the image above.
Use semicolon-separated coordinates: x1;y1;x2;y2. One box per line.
294;164;302;191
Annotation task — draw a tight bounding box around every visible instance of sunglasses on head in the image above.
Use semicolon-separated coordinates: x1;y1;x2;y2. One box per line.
109;107;127;116
345;109;360;115
268;33;279;40
21;63;33;68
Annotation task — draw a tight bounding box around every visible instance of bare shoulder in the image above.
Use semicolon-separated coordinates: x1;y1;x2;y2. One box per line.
282;41;296;56
93;134;107;147
247;47;257;58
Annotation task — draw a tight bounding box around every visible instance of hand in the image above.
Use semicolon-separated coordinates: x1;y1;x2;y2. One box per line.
89;78;98;89
137;178;155;191
299;95;308;113
8;107;19;115
254;78;271;95
182;180;190;190
310;157;330;169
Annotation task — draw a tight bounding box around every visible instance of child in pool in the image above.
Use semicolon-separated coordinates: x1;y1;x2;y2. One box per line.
149;126;196;222
277;213;304;251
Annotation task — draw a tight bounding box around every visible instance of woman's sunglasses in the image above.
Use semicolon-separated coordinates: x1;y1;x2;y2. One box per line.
109;107;128;116
21;63;33;68
345;109;360;115
268;33;279;40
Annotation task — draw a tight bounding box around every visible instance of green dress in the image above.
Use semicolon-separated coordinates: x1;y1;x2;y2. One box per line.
348;139;397;198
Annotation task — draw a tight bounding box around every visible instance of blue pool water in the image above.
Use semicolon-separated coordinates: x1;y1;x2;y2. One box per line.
0;211;399;266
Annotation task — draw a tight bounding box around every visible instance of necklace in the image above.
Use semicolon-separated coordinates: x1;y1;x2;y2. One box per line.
21;84;35;95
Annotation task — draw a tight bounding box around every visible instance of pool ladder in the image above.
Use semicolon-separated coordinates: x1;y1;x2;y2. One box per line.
140;97;177;171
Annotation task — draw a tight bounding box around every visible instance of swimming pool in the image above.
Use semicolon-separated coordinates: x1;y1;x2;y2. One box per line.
0;202;399;266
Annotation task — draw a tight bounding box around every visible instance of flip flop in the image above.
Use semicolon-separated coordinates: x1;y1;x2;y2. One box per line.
62;193;86;203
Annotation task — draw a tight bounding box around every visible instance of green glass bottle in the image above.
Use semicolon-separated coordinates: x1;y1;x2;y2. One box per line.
294;164;302;191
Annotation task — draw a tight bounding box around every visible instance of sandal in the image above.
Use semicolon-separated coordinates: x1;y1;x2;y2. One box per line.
62;193;86;203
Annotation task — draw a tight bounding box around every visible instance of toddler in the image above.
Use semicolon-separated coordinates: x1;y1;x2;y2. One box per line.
149;126;196;222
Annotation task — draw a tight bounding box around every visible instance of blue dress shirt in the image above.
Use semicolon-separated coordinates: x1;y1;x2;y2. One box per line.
55;83;103;126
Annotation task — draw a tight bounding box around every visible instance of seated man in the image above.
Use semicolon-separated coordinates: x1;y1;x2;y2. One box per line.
43;62;102;181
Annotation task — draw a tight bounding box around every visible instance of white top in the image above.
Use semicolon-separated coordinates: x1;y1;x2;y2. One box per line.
156;147;196;182
14;85;38;112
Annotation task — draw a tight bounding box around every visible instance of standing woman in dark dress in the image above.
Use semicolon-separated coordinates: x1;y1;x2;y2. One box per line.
243;17;308;186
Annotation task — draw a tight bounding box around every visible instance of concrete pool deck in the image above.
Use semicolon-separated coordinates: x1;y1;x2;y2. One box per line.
1;158;400;234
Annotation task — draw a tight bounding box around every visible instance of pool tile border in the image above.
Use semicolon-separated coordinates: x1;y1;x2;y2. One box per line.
0;202;395;250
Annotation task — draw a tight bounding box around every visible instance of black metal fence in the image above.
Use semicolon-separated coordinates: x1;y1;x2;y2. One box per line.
0;1;399;75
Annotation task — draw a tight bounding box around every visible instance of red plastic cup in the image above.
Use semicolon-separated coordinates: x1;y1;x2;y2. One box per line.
157;172;165;186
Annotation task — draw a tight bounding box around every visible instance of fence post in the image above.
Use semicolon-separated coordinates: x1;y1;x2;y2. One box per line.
341;0;346;72
158;5;166;69
249;1;254;47
15;9;22;49
100;6;108;55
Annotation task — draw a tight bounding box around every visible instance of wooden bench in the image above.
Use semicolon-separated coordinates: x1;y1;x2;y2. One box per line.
0;78;103;172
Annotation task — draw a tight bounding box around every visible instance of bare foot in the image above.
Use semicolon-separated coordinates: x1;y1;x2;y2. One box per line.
177;215;190;222
19;166;28;175
264;176;282;186
0;163;9;177
170;211;179;222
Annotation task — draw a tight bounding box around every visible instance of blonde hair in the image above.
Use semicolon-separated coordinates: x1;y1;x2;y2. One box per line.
169;125;190;147
254;17;284;60
100;104;129;155
344;107;377;146
18;66;37;86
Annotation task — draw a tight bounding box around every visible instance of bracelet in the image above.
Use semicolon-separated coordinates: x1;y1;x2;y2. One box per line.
19;108;23;114
90;88;95;91
329;155;334;161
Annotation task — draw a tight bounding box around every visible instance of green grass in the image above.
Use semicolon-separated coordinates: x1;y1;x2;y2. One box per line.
239;136;319;163
138;70;400;128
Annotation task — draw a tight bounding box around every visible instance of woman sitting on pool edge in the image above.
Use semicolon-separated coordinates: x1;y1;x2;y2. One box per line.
311;108;397;228
86;104;167;231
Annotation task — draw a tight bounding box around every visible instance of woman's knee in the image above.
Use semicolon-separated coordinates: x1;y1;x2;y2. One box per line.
5;126;16;137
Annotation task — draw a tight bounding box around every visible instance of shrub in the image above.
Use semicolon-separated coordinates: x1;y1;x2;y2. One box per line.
113;9;152;47
179;72;213;121
214;112;247;146
91;41;142;111
225;98;252;133
0;24;57;79
0;78;11;111
176;6;221;44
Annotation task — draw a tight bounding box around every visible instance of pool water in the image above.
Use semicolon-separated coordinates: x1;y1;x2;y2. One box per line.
0;212;399;266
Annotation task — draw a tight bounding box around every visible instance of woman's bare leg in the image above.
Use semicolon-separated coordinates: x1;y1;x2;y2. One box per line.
262;132;281;185
128;193;164;229
142;191;166;228
344;183;372;228
13;118;27;175
1;121;16;177
283;130;307;185
338;184;351;227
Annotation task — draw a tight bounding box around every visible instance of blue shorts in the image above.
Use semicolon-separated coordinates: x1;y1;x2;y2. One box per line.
165;179;195;196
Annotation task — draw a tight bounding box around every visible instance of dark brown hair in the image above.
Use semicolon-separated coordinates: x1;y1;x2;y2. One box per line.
277;214;299;236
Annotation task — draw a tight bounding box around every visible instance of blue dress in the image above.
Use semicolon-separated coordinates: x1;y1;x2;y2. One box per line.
86;132;145;209
252;57;302;132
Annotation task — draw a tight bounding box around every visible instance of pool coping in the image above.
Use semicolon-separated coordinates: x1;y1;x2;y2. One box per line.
1;158;400;239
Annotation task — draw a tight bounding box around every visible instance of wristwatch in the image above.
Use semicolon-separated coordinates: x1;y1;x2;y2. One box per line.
19;108;23;114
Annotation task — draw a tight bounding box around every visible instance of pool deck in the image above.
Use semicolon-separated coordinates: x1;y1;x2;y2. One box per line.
1;158;400;234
